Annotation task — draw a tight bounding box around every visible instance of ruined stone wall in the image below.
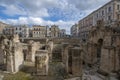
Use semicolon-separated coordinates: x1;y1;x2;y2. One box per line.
62;44;83;76
14;43;24;72
71;47;82;76
0;34;24;73
26;41;40;62
35;50;49;75
85;43;97;65
0;46;5;65
46;40;54;62
84;24;120;74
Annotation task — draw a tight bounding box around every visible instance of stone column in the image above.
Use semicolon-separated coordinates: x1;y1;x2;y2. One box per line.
115;47;120;71
87;43;97;65
100;46;115;73
35;50;49;75
0;49;5;65
71;47;83;76
6;55;14;73
27;41;40;62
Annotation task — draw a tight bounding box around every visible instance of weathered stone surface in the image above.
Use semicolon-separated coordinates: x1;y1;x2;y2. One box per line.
86;43;97;64
35;50;49;75
46;40;54;62
0;35;24;73
6;36;24;73
26;41;40;62
62;43;83;76
0;48;4;65
82;22;120;75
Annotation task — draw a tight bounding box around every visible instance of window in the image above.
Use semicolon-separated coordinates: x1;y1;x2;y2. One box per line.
96;13;98;18
117;5;120;10
108;6;111;12
102;10;104;15
117;14;120;19
108;16;111;20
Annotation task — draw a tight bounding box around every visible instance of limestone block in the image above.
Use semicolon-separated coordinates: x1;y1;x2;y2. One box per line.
100;47;116;73
115;47;120;71
35;50;49;75
86;43;97;64
6;43;24;73
13;34;20;43
27;41;40;62
0;49;4;65
14;43;24;72
103;36;112;46
7;55;14;73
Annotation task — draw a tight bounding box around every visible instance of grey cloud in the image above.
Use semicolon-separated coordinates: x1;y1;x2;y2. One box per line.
66;0;110;10
0;0;110;18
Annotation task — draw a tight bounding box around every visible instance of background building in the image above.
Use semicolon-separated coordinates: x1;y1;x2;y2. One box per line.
0;22;9;34
72;0;120;40
14;25;29;38
32;25;47;38
3;25;29;38
49;25;60;38
3;26;14;35
59;29;66;37
71;24;79;38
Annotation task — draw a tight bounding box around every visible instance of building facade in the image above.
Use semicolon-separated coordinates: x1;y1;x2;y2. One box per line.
59;29;66;37
49;25;60;38
0;22;9;34
3;25;29;38
3;26;14;35
14;25;29;38
32;25;47;38
71;24;79;38
74;0;120;40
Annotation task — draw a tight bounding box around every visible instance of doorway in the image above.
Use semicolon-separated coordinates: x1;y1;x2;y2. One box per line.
97;39;103;63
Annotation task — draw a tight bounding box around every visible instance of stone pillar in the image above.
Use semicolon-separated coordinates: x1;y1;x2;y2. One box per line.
27;41;40;62
47;41;53;62
100;46;115;73
62;44;72;74
14;43;24;72
115;47;120;71
71;47;83;76
6;43;24;73
7;55;14;73
35;50;49;75
0;49;5;65
86;43;97;64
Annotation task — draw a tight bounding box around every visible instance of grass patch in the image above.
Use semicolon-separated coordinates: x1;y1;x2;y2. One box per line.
3;71;32;80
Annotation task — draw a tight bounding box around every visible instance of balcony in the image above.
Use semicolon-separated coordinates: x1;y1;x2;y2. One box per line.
117;10;120;15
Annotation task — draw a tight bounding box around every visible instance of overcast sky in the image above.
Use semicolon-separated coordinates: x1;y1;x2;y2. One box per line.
0;0;110;34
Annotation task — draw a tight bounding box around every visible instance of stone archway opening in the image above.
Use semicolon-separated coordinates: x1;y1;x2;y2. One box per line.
97;39;103;63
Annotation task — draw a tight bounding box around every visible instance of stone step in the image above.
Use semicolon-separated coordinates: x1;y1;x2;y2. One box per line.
96;72;106;80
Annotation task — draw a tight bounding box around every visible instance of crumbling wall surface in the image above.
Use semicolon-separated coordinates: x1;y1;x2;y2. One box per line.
6;35;24;73
0;45;4;65
46;40;54;62
82;20;120;74
0;35;24;73
13;42;24;72
35;50;49;75
26;41;40;62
